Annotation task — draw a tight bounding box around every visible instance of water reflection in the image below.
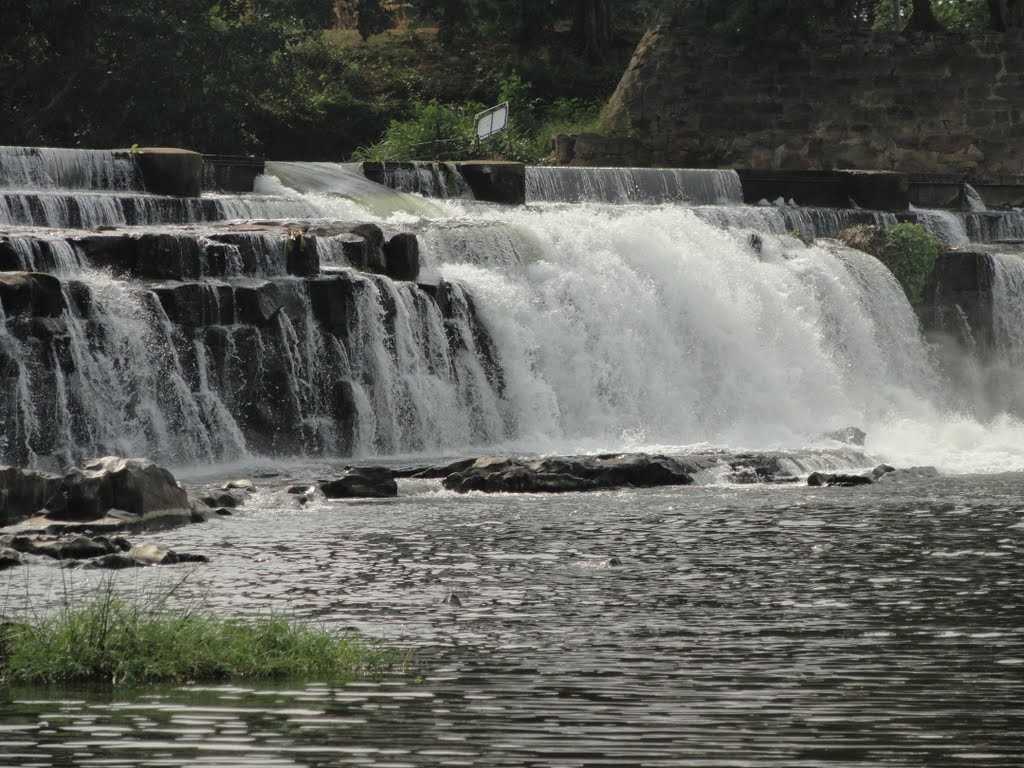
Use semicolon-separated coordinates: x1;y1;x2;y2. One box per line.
2;473;1023;765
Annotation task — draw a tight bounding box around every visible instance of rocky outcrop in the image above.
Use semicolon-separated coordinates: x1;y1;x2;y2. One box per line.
0;458;195;531
443;454;696;494
0;531;207;569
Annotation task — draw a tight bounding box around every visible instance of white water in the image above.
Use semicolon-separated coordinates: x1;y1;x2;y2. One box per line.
526;166;744;205
0;146;140;190
3;153;1024;474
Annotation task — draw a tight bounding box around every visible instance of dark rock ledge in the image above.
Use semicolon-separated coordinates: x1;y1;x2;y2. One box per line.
0;457;213;570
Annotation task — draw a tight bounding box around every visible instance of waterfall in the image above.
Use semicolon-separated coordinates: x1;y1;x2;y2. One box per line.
376;162;471;199
991;253;1024;366
436;205;938;449
525;167;744;205
910;209;971;247
0;146;140;191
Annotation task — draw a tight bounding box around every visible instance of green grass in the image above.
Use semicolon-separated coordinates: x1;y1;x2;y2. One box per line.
0;584;401;687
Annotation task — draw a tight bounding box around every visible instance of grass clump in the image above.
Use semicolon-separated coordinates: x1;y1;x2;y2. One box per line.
0;587;400;687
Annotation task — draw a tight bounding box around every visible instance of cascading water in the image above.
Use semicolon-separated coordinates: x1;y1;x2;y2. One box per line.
525;166;744;205
3;149;1024;473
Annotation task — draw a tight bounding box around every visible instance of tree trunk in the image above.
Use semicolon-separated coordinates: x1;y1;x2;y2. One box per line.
905;0;944;31
572;0;611;61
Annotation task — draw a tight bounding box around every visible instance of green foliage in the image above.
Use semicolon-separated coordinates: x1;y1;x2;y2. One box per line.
0;587;400;687
880;223;942;305
354;74;602;163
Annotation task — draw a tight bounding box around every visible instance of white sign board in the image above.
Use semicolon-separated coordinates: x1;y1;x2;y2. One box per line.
475;102;510;141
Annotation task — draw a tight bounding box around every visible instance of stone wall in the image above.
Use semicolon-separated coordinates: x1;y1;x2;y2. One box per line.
597;27;1024;178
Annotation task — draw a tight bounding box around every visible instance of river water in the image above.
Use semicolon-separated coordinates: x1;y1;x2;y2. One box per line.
2;467;1022;766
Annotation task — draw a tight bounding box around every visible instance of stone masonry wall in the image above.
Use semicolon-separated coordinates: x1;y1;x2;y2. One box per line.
595;27;1024;178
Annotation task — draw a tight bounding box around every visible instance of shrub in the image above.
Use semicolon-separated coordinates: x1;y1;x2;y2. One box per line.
879;223;943;306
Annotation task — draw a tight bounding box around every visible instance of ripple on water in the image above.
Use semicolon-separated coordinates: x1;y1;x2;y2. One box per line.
2;474;1024;766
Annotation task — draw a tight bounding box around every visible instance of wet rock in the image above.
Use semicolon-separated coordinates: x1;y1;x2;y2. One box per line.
444;454;696;495
214;508;233;516
0;533;122;560
287;485;314;495
223;479;255;491
384;233;420;281
607;556;623;567
0;273;67;318
807;472;873;487
0;465;64;526
200;490;246;509
45;457;191;526
0;547;21;570
823;427;867;446
349;224;387;273
84;553;140;570
395;458;477;479
726;454;795;484
872;464;897;480
442;592;463;607
321;467;398;499
234;281;283;325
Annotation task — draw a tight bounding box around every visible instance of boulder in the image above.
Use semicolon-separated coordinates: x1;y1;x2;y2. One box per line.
0;466;64;525
0;547;21;570
807;472;873;487
321;467;398;499
443;453;695;494
45;457;190;526
384;233;420;281
871;464;896;480
0;273;67;318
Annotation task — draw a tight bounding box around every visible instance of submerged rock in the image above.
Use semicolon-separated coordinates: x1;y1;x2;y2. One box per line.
443;454;696;494
321;467;398;499
200;490;247;509
807;472;873;488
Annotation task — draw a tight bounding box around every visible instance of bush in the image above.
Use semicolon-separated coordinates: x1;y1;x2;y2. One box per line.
880;223;943;306
0;586;401;686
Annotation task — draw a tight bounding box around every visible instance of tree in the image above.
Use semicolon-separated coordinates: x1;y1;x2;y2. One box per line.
989;0;1024;29
357;0;395;40
905;0;944;30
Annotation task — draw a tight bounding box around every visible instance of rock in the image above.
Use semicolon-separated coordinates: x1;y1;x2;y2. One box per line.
443;453;695;495
383;233;420;282
442;592;463;607
0;465;64;526
287;485;314;495
349;224;387;273
0;547;22;570
200;490;246;509
214;507;233;516
0;533;121;560
133;148;203;197
823;427;867;446
395;458;477;479
43;457;191;528
807;472;873;487
0;273;67;318
224;479;255;491
85;553;141;570
872;464;896;480
321;467;398;499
